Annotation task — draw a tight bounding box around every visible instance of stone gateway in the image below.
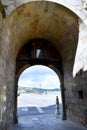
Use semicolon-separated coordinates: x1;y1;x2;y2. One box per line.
0;0;87;130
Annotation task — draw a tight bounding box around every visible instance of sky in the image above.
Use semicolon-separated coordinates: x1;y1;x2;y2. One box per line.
18;65;60;89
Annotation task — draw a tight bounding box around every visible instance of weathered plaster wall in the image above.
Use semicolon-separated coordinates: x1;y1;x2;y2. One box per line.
73;20;87;76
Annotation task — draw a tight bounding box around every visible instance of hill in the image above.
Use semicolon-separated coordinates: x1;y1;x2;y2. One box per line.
18;87;60;94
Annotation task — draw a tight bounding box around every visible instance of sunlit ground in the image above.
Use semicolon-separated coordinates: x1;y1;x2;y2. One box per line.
17;92;62;108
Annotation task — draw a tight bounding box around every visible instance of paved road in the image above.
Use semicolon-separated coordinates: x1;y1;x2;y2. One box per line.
17;104;62;116
10;93;87;130
17;93;62;117
10;114;87;130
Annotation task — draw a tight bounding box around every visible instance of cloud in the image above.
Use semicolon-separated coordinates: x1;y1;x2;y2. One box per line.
18;65;60;89
40;74;60;89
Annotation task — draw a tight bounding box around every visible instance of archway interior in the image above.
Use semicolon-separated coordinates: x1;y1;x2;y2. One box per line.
0;1;80;128
15;38;65;122
17;65;62;118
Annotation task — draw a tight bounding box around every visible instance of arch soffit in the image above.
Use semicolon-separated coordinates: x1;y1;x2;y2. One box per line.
3;1;79;60
6;0;84;23
48;0;84;23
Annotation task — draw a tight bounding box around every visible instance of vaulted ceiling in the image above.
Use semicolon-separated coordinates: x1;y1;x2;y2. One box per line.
3;1;79;62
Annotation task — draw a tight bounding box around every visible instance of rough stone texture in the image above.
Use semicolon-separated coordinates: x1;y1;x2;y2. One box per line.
1;0;87;76
10;114;87;130
0;12;7;130
0;2;79;129
65;71;87;126
0;1;87;130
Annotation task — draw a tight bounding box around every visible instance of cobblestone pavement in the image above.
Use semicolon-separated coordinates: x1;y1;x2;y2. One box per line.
10;114;87;130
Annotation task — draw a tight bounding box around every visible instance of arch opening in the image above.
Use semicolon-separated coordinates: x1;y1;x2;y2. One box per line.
2;1;80;128
13;38;66;124
17;65;62;124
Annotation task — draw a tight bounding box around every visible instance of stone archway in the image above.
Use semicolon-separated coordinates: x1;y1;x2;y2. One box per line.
14;38;65;123
0;1;79;129
16;64;65;122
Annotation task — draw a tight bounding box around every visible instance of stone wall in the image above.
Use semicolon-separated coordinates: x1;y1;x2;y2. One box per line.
0;1;87;129
0;2;79;129
1;0;87;78
0;12;6;130
2;40;16;130
0;13;16;129
64;59;87;127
